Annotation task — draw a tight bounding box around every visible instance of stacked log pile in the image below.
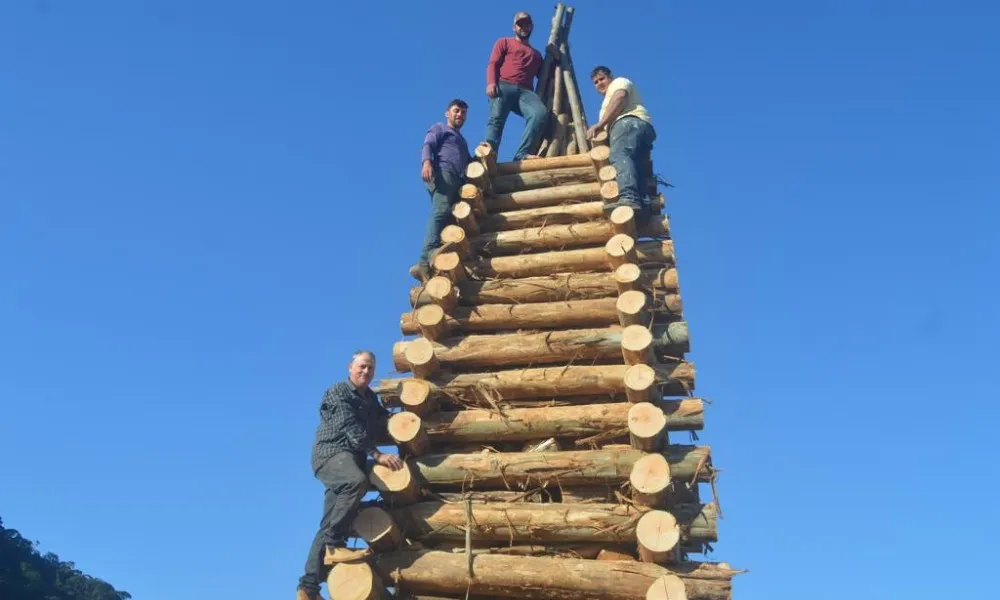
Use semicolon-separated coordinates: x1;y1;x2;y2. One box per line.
323;5;737;600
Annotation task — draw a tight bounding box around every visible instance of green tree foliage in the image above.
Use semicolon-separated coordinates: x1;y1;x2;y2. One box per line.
0;517;130;600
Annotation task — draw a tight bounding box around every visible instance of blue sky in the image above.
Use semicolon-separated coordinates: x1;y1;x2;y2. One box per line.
1;1;998;599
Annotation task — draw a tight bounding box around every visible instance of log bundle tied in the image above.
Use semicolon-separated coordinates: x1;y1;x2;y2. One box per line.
325;4;738;600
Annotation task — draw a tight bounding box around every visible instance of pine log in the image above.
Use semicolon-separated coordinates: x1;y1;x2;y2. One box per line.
474;142;497;177
376;361;695;402
625;364;658;403
566;132;578;155
492;166;596;194
629;403;667;451
473;215;670;255
592;129;609;146
397;379;440;416
615;263;643;293
431;490;551;503
328;561;389;600
495;154;592;176
452;202;480;236
590;145;611;174
421;276;458;311
401;297;621;335
486;182;602;212
534;3;565;104
392;324;690;372
370;462;423;506
479;200;607;231
477;240;674;279
618;290;650;327
410;268;679;307
601;181;619;202
407;446;710;491
630;454;671;507
611;205;637;236
637;511;681;564
377;550;735;600
414;304;449;341
647;575;688;600
465;162;491;192
419;400;703;446
440;225;472;259
544;113;569;158
598;549;638;561
561;49;589;153
433;252;467;282
388;412;431;456
352;506;402;552
460;184;487;215
599;165;617;183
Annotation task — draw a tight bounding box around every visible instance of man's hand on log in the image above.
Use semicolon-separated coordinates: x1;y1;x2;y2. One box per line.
375;452;404;471
486;84;499;98
421;160;433;182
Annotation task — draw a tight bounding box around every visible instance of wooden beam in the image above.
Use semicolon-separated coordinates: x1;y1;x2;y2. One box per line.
486;182;602;211
472;215;670;255
475;239;674;279
495;154;592;176
492;165;596;194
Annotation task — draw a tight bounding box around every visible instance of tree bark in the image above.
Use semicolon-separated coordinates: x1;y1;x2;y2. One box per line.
533;3;566;105
406;446;711;490
392;323;689;372
475;240;674;279
561;47;589;153
376;361;696;402
401;297;622;335
472;216;669;255
495;154;592;176
491;166;596;194
628;402;667;451
377;550;735;600
486;182;602;212
418;400;703;445
479;200;607;231
410;268;679;307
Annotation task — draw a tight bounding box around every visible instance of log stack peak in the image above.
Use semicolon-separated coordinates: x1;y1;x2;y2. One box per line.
324;5;738;600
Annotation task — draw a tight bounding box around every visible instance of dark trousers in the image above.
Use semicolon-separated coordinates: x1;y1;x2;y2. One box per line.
417;168;462;266
609;116;657;219
485;81;547;161
298;452;369;594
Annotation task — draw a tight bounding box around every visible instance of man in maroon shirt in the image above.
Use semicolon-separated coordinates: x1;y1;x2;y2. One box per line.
484;11;545;161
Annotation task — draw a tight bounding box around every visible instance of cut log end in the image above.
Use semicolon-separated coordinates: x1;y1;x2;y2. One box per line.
388;412;430;456
589;145;611;172
615;263;643;293
370;462;422;506
636;511;681;564
327;560;388;600
625;363;657;404
622;324;654;365
398;379;438;416
459;184;486;214
646;574;688;600
599;165;617;183
404;337;439;379
611;205;637;236
466;161;489;188
352;507;401;552
628;402;667;451
617;290;649;327
630;453;671;508
415;304;448;341
606;234;637;269
600;180;620;202
440;225;471;259
433;251;466;282
425;276;457;310
451;201;479;236
592;129;609;146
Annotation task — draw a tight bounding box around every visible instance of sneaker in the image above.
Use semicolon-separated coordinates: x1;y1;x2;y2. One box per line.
325;545;372;564
408;262;431;282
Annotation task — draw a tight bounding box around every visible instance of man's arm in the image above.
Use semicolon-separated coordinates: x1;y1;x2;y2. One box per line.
595;90;628;130
421;124;443;181
486;39;506;96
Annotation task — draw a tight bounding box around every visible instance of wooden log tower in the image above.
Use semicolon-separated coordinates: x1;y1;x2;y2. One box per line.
323;5;738;600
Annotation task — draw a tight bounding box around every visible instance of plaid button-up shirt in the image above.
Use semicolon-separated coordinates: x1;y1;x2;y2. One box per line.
310;380;388;472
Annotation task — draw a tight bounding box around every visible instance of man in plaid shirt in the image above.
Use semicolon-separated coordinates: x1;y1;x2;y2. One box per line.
297;350;402;600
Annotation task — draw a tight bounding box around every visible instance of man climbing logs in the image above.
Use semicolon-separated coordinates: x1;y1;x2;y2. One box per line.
484;11;546;162
410;99;471;282
296;350;403;600
586;66;657;222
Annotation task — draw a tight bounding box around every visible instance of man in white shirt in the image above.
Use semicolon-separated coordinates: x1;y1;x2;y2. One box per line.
586;66;656;221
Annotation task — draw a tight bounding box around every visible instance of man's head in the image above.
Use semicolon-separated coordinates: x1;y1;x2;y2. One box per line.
512;11;533;40
446;99;468;129
590;66;613;95
348;350;376;389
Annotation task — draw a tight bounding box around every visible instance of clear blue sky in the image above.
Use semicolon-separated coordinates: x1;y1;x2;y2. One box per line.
2;1;997;599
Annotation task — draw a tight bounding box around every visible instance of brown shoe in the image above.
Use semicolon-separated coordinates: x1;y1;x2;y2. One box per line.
325;545;372;564
296;588;318;600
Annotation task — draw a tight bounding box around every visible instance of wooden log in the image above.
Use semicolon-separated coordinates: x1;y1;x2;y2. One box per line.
377;550;735;600
404;337;439;379
460;184;487;215
370;462;423;506
629;403;667;451
617;290;650;327
473;215;670;256
388;412;431;456
598;548;637;561
615;263;642;293
407;446;710;491
411;268;679;307
606;234;638;268
478;240;674;279
630;453;671;507
419;400;703;445
534;3;566;104
590;145;611;174
495;154;592;176
415;304;449;341
599;165;617;183
647;575;688;600
592;129;609;146
544;112;569;157
392;324;689;372
566;132;578;155
328;561;389;600
601;181;619;203
486;182;602;212
421;276;458;311
637;511;680;564
440;225;472;260
401;297;621;335
432;490;550;503
561;50;589;154
492;166;595;195
377;361;696;402
397;379;439;416
474;142;497;177
465;161;490;192
625;364;657;404
611;205;637;236
451;201;480;236
432;252;466;282
352;506;402;552
479;200;607;231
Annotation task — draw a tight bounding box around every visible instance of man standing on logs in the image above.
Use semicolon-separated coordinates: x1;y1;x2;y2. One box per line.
586;66;656;221
297;350;403;600
484;11;546;161
410;99;471;282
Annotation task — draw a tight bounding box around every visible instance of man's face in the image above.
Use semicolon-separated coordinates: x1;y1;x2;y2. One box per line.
592;71;612;95
514;16;533;39
349;353;375;389
446;104;467;129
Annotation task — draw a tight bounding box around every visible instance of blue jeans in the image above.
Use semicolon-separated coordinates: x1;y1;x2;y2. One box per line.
609;116;657;217
418;167;462;265
485;81;546;161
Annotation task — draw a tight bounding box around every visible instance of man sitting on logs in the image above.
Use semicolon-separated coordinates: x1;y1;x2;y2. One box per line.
296;350;403;600
587;66;657;222
484;11;546;161
410;98;471;282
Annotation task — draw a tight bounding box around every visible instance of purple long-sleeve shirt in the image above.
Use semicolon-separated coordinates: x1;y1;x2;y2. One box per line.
421;122;470;177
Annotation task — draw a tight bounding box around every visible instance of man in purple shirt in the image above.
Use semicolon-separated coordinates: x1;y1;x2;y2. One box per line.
410;98;471;281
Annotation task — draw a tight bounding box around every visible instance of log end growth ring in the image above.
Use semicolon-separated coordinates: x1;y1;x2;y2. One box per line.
645;574;688;600
388;411;423;445
636;510;681;563
630;452;671;496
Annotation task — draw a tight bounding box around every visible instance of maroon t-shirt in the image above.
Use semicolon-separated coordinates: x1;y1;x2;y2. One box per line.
486;37;542;90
